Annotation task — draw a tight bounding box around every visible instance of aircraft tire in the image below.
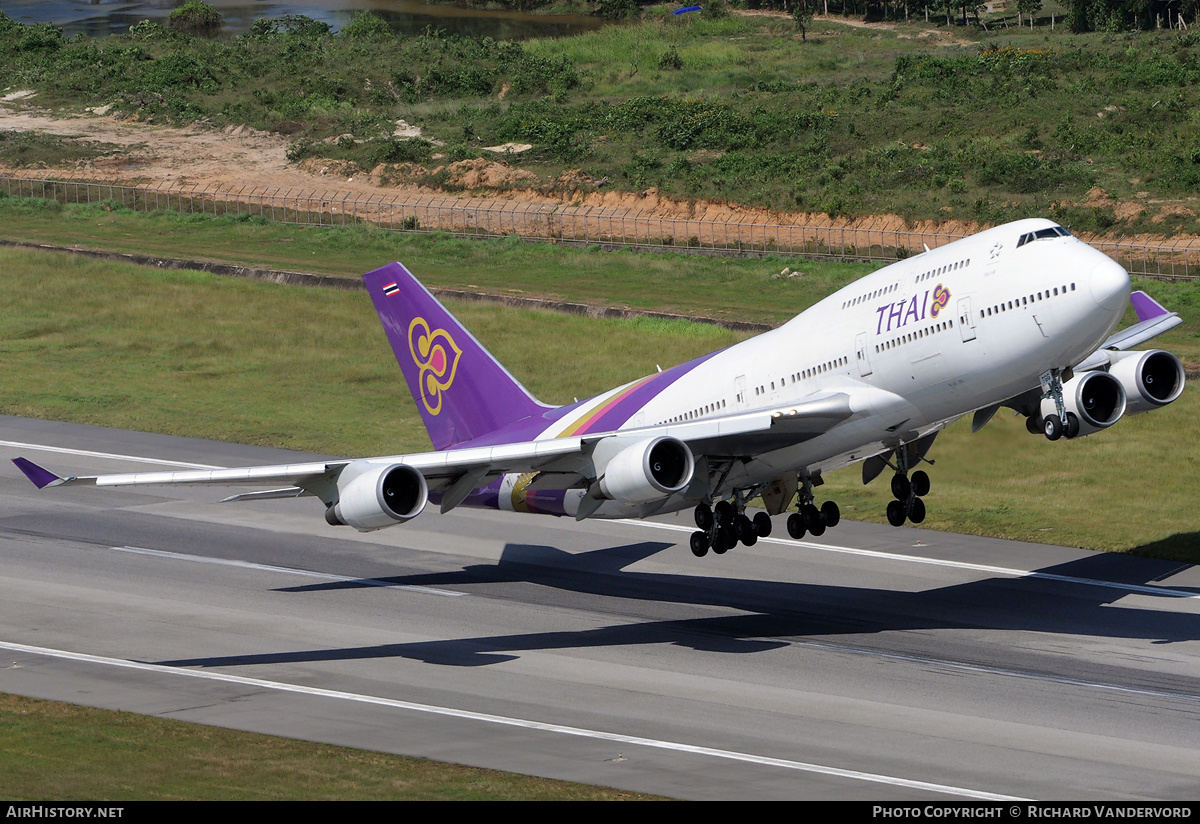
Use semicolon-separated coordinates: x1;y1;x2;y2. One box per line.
887;499;907;527
1044;414;1063;441
694;503;713;530
911;470;930;497
713;524;736;554
909;497;926;524
891;473;911;500
821;501;841;528
734;514;755;543
1065;412;1081;439
690;531;710;557
787;513;806;540
753;511;772;537
1026;415;1042;435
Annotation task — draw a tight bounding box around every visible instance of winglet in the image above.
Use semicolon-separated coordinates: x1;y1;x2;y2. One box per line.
1130;291;1170;323
12;457;67;489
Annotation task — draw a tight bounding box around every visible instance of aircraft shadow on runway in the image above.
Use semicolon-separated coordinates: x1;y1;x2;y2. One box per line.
153;540;1200;676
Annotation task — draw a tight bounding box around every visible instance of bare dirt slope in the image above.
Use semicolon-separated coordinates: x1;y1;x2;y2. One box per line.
1;95;1195;257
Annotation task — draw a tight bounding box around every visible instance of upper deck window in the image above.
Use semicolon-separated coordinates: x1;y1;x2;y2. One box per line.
1016;226;1071;248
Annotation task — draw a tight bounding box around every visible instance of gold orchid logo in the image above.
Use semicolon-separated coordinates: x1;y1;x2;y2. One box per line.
408;317;462;415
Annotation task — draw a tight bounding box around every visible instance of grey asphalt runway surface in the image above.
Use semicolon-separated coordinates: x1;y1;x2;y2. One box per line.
1;414;1198;800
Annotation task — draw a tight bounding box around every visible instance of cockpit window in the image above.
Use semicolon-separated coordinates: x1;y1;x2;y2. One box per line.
1016;226;1072;248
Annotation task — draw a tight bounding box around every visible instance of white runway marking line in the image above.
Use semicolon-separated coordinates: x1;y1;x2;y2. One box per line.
109;545;464;598
0;639;1023;801
629;521;1200;601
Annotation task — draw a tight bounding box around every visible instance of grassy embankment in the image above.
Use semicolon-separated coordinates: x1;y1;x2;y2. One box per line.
0;693;659;800
2;9;1200;235
0;198;1196;558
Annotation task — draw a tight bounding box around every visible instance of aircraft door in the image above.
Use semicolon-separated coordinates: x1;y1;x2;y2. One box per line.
855;332;872;377
958;297;977;342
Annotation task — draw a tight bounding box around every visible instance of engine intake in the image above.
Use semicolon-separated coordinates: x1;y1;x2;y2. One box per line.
327;462;428;532
597;436;694;504
1107;349;1185;415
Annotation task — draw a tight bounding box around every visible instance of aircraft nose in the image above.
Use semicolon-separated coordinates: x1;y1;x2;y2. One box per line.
1089;256;1131;314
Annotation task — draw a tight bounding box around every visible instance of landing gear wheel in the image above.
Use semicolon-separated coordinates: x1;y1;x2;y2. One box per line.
1044;414;1063;441
694;503;713;531
690;531;710;557
787;512;806;540
911;470;930;498
891;473;912;501
734;514;756;546
806;508;826;537
713;525;736;554
887;499;907;527
821;501;841;528
714;500;734;521
1065;412;1081;439
1026;415;1042;435
909;496;926;524
752;511;772;538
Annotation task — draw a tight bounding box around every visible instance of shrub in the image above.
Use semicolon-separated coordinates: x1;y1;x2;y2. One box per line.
658;47;683;71
167;2;222;35
592;0;640;20
368;137;433;165
338;12;392;40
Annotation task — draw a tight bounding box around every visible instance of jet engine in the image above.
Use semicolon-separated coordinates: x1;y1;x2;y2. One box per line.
1107;349;1186;415
326;461;428;531
1040;370;1126;438
596;436;694;503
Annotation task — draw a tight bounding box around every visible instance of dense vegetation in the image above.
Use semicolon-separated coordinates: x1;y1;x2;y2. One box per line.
2;7;1200;233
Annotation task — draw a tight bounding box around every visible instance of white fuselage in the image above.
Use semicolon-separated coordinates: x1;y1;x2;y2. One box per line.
497;219;1131;518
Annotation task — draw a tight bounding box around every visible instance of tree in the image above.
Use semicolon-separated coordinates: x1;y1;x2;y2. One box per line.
792;0;815;40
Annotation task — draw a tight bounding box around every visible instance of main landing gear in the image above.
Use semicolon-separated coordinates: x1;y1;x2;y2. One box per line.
785;477;840;541
689;494;774;557
881;441;932;528
886;468;929;527
688;476;846;557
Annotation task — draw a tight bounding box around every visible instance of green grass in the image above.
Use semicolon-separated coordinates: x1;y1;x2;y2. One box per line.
0;233;1197;557
0;195;875;326
0;245;748;456
0;693;660;799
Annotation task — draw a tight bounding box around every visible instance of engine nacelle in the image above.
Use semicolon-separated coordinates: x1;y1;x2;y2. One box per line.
327;462;428;532
1107;349;1185;415
596;436;694;504
1040;369;1126;438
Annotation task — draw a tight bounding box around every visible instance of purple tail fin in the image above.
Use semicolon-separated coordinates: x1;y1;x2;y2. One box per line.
364;262;551;451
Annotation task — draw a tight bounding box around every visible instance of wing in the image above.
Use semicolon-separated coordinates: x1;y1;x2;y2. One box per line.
1073;290;1182;372
12;387;877;522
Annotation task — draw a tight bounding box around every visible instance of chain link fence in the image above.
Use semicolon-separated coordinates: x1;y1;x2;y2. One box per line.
3;173;1195;280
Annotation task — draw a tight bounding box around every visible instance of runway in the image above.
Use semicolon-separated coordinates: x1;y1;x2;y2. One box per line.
1;414;1198;800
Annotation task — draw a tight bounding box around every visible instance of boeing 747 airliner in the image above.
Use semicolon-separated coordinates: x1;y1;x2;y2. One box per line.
14;218;1185;557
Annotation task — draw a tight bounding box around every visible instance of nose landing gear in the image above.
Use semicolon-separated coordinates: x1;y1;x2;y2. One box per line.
1037;368;1081;441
